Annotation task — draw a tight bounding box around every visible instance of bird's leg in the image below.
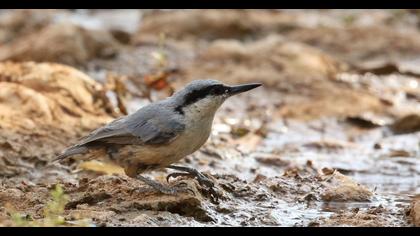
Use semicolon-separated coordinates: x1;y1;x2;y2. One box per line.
166;165;214;189
166;165;221;203
136;174;193;195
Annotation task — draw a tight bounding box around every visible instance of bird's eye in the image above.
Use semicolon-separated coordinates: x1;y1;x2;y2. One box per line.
212;85;225;95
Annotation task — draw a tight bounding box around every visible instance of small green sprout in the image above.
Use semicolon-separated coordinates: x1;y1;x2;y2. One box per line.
150;32;168;69
7;184;92;227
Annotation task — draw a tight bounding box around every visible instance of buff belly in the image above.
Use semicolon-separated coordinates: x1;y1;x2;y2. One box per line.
84;105;214;178
84;126;211;178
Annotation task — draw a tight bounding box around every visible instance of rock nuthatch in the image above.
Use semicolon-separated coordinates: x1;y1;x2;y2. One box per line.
54;79;262;196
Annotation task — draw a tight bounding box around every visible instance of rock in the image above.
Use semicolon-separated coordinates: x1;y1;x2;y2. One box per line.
0;62;115;176
0;184;50;217
67;209;117;223
345;115;387;129
255;154;290;167
66;175;214;223
181;35;386;120
0;22;120;65
0;9;59;44
409;195;420;226
0;62;114;131
318;206;406;227
135;10;420;67
386;149;412;158
304;139;356;150
287;26;420;65
197;35;345;83
390;114;420;134
134;10;298;43
320;171;373;202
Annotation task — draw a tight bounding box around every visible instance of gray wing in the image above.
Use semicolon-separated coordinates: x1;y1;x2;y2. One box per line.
78;105;185;146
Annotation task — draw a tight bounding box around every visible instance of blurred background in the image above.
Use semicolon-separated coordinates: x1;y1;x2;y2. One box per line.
0;9;419;227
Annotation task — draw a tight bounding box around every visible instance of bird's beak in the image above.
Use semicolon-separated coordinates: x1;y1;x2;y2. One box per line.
228;83;262;96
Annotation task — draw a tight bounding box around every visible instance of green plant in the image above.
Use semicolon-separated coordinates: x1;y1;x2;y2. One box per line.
8;184;91;227
150;32;168;69
42;184;69;226
342;14;356;26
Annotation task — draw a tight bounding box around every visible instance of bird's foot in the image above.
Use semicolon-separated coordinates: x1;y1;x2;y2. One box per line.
136;175;194;196
166;166;220;203
166;171;214;189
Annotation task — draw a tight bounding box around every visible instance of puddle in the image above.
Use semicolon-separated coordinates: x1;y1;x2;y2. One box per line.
260;118;419;220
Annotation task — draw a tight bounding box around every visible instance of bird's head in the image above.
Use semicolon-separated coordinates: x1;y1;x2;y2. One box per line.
172;79;262;116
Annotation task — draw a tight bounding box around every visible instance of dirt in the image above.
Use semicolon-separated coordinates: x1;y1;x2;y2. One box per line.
316;205;409;227
390;114;420;134
0;22;121;66
0;10;60;44
0;61;115;178
409;195;420;226
319;170;373;202
0;9;419;227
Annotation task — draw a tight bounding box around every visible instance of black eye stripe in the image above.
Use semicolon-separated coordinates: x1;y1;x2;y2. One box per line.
210;84;226;95
174;84;226;114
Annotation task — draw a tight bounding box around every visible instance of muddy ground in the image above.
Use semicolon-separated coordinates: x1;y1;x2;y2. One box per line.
0;9;419;227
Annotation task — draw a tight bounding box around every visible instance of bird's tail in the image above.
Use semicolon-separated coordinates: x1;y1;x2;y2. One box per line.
52;145;89;162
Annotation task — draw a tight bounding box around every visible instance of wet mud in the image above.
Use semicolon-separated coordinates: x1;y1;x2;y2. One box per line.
0;10;419;226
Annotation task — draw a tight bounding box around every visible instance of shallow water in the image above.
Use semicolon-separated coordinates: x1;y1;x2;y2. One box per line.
260;118;419;219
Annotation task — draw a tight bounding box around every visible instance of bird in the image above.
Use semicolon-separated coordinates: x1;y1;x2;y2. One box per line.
54;79;262;196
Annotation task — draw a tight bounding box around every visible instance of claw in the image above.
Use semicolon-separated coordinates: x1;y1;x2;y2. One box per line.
166;171;214;189
195;173;215;188
165;166;221;203
166;172;191;183
206;187;219;203
135;174;199;196
185;187;196;196
174;182;188;188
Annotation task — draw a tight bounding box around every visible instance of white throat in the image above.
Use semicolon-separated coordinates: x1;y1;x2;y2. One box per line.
182;96;224;121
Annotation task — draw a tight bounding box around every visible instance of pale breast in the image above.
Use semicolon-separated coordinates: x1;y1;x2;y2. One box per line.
105;101;217;177
107;111;214;177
